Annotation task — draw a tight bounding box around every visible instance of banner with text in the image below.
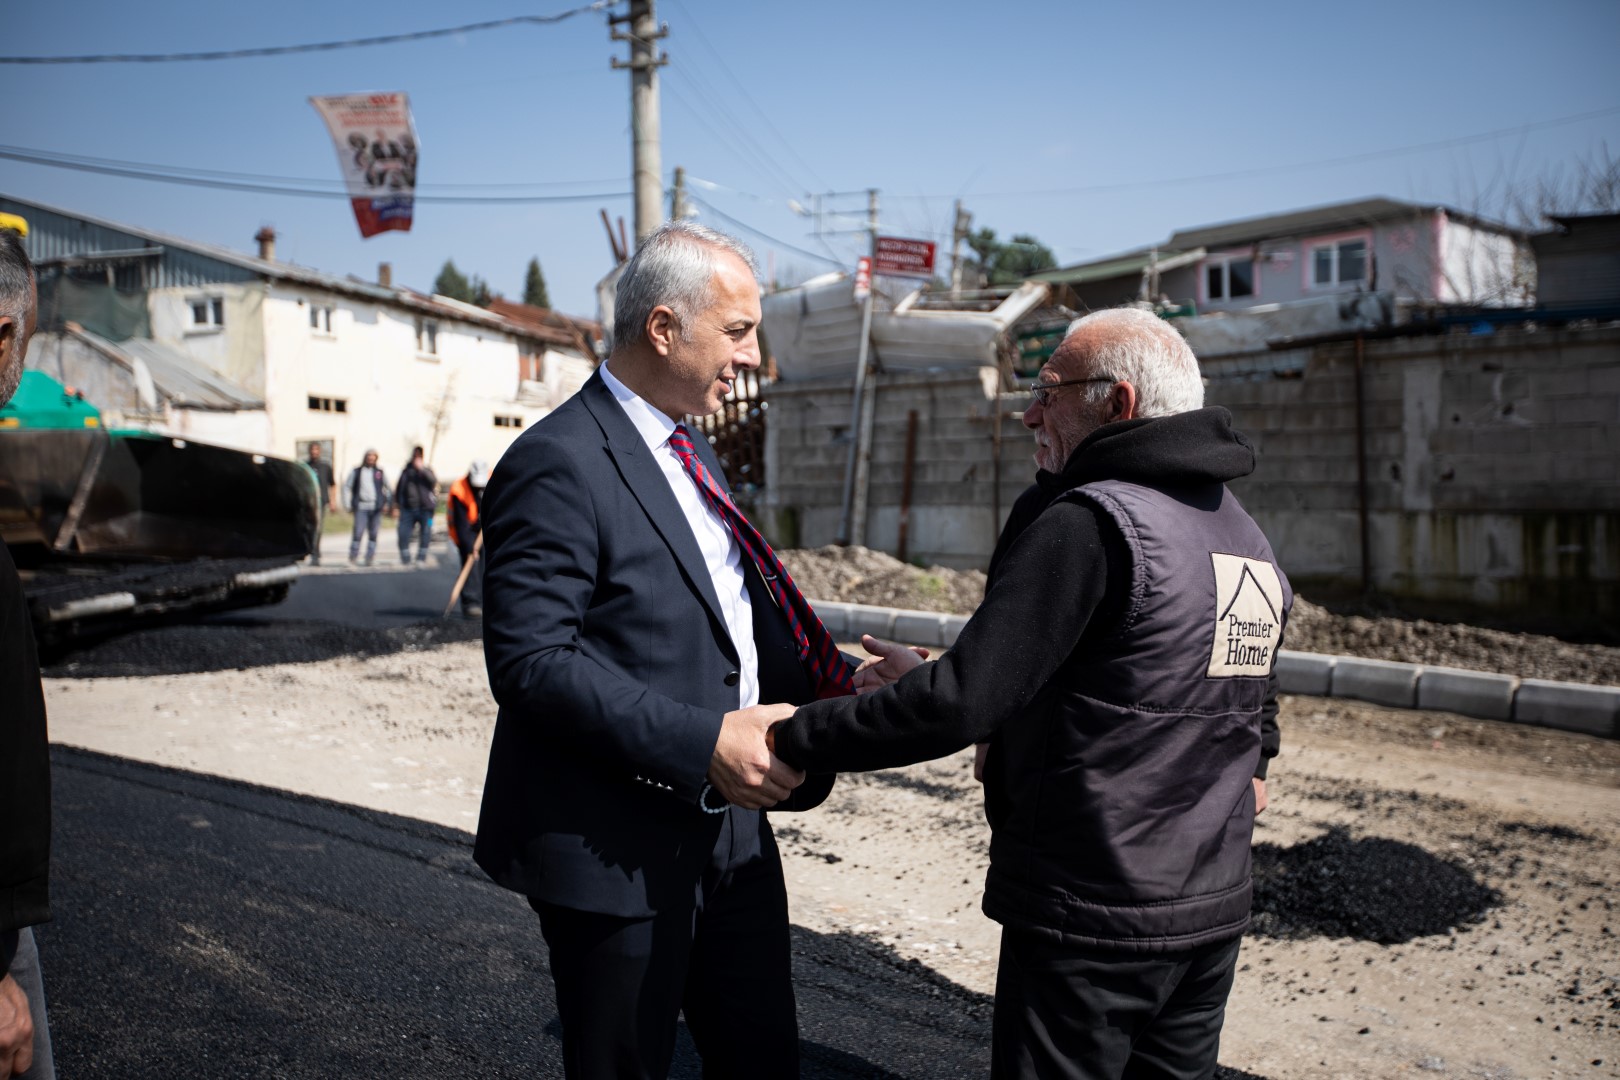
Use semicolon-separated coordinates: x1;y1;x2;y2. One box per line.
310;92;419;238
873;236;937;279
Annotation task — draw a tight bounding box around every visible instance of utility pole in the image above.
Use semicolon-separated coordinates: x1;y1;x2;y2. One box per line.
671;165;689;220
610;0;668;247
836;188;880;547
949;200;972;298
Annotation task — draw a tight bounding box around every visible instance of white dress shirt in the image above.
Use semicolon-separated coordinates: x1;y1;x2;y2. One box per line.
600;361;759;709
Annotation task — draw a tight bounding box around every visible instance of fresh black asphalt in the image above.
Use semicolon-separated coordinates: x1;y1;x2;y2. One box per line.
39;747;1278;1078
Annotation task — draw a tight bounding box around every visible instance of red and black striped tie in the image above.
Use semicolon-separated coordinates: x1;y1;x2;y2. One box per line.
668;424;853;700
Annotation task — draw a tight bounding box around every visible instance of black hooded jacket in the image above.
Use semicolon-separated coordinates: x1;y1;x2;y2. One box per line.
1;543;51;971
774;407;1284;948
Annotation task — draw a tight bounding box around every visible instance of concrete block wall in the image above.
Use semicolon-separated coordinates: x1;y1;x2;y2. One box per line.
1207;325;1620;623
763;369;1031;567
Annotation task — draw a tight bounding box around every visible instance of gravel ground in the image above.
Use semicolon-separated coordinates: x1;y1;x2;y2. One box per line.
780;547;1620;687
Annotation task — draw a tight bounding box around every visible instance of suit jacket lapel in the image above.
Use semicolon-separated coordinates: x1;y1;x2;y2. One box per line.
580;373;737;661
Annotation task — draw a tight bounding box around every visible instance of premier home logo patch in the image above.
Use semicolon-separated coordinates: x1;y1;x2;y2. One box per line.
1206;553;1285;678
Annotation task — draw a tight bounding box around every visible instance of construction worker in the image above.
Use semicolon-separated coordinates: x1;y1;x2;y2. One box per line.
447;461;489;618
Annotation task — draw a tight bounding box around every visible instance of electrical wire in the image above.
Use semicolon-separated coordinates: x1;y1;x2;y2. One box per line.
0;146;629;204
0;144;622;192
685;194;842;268
662;0;826;191
0;4;614;64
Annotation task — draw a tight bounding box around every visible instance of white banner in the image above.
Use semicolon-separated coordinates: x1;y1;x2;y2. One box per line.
310;92;419;238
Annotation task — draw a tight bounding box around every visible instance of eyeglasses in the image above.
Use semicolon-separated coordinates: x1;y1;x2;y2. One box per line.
1026;376;1116;407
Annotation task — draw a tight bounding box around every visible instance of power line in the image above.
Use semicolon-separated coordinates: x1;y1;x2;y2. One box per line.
0;4;613;64
0;146;630;204
662;0;825;191
0;144;622;192
685;194;842;268
920;105;1620;201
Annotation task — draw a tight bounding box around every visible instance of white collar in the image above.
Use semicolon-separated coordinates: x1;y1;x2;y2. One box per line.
601;360;679;452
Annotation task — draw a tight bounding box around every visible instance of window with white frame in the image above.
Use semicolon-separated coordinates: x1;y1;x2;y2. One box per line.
1309;238;1369;288
494;415;523;429
309;304;334;335
308;395;348;414
188;296;225;330
1204;256;1255;302
415;318;439;356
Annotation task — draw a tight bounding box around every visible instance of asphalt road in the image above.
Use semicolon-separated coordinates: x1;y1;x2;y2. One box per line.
40;747;1004;1079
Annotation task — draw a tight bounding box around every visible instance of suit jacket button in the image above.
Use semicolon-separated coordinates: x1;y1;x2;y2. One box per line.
724;671;740;686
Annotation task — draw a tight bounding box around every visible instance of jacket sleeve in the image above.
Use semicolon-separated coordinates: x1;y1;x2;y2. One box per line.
773;499;1112;773
480;438;723;803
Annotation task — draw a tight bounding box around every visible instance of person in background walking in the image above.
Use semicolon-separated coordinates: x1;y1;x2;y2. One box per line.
304;442;338;566
396;445;438;566
345;449;393;566
447;460;488;617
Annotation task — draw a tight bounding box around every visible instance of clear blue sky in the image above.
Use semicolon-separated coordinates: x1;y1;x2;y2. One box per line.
4;0;1617;316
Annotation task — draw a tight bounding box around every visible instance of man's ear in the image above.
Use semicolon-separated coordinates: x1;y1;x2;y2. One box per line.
645;305;678;356
0;316;15;369
1108;380;1139;423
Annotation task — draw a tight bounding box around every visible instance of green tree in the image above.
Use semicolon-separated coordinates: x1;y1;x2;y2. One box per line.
523;257;551;309
965;228;1057;286
434;259;474;303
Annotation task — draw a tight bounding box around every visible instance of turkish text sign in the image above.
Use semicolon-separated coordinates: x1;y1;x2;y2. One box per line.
873;236;937;279
310;92;419;238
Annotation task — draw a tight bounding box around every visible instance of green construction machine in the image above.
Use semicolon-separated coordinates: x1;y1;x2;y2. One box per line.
0;370;318;649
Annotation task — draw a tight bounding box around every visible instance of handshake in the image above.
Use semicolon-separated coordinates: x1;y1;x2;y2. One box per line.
706;635;930;810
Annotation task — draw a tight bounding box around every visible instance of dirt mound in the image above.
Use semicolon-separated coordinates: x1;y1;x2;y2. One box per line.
782;545;987;615
1285;597;1620;687
785;546;1620;687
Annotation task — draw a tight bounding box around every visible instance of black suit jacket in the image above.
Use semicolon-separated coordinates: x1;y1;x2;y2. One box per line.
474;370;835;918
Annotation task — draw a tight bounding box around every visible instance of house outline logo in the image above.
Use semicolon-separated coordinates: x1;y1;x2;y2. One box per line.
1207;552;1285;679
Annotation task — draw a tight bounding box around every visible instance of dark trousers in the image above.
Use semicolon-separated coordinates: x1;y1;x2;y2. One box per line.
991;930;1241;1080
531;811;798;1080
398;507;433;561
457;546;483;612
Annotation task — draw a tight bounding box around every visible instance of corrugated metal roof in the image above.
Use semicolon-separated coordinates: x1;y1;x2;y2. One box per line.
117;338;263;410
1166;197;1523;250
62;324;262;410
0;191;526;333
1030;247;1206;286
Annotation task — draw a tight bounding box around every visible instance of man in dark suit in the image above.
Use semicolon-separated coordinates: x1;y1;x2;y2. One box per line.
475;221;886;1079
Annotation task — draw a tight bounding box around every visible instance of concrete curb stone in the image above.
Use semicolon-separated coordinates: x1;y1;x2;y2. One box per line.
812;597;1618;740
1331;657;1420;709
1417;666;1519;722
1514;679;1620;738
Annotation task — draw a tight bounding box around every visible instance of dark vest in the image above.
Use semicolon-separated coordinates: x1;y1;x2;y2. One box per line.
982;477;1292;952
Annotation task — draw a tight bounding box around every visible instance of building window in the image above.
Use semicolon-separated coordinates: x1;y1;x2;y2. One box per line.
309;304;334;335
188;296;225;330
1309;238;1369;288
494;415;523;429
415;318;439;356
1204;257;1255;302
308;395;348;414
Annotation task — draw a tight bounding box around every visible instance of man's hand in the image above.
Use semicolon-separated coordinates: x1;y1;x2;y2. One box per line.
973;742;989;783
709;702;802;809
0;973;34;1077
852;635;930;694
1253;777;1268;815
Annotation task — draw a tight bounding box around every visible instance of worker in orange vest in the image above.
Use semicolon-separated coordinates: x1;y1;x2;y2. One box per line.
447;461;490;618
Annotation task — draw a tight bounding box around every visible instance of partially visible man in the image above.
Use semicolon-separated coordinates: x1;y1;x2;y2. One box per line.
0;225;56;1079
304;442;337;565
396;445;437;566
445;460;487;618
344;449;392;566
474;221;870;1079
770;307;1288;1080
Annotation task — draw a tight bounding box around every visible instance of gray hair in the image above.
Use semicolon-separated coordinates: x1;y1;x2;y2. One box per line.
1064;307;1204;417
0;226;34;332
611;220;757;351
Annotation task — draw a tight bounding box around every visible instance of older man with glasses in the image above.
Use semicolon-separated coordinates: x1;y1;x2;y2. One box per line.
767;306;1290;1080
